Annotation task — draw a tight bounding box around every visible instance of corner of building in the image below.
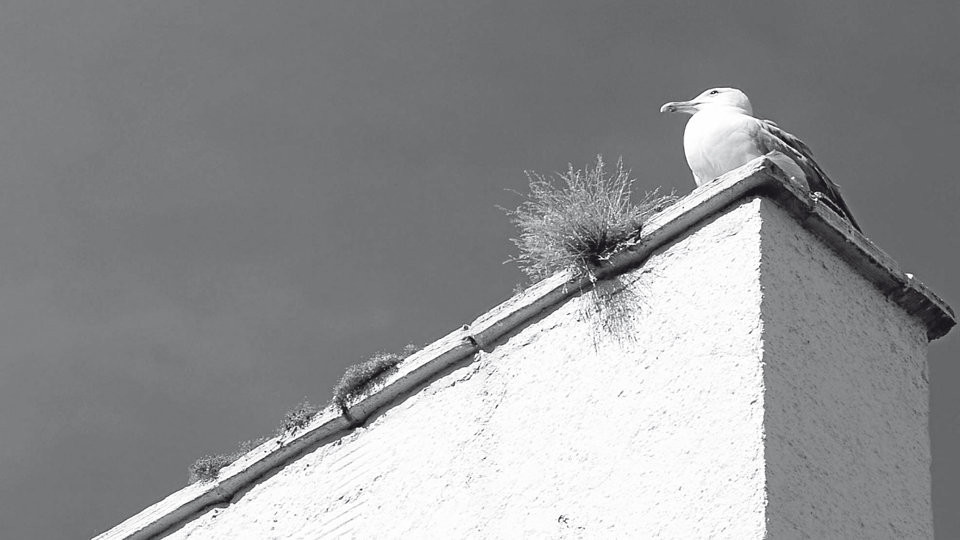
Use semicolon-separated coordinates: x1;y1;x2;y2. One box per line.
758;198;933;538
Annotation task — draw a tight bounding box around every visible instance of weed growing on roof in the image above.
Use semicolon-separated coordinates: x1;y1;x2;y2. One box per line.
186;345;420;484
187;437;268;484
277;399;321;435
331;344;419;415
503;155;676;281
188;454;232;484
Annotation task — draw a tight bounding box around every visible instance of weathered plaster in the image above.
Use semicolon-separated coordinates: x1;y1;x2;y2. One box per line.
759;200;931;538
165;201;769;539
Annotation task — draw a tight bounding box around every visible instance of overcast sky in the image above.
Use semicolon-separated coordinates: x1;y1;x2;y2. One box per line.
0;1;956;538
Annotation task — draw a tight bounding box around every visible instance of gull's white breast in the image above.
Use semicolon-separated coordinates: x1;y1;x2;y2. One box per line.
683;110;764;186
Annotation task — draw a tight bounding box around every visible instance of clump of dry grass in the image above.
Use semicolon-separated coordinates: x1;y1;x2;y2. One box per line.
331;344;419;415
504;155;676;281
277;400;321;435
187;437;268;484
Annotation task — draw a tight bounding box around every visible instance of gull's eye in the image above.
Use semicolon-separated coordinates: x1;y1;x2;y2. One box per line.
708;89;720;95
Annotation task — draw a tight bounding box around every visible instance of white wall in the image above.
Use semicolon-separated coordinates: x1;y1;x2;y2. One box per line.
759;201;930;538
167;200;771;539
156;197;935;539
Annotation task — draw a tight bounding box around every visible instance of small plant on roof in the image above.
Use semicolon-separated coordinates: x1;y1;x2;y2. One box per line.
331;344;419;416
278;399;321;435
187;437;268;484
503;155;676;281
188;454;233;484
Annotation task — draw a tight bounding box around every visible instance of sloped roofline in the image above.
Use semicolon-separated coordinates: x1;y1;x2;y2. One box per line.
95;157;954;540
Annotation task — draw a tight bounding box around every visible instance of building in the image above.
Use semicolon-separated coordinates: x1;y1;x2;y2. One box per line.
97;157;955;539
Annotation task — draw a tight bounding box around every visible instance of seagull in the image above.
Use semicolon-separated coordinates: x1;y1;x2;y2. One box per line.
660;87;861;232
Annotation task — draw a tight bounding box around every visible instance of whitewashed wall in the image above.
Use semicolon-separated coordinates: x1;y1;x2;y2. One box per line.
759;201;930;538
167;200;771;539
117;195;938;540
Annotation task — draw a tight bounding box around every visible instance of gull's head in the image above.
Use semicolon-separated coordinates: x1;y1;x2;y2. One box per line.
660;87;753;115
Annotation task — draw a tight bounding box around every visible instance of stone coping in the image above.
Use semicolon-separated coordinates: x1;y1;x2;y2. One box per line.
94;157;954;540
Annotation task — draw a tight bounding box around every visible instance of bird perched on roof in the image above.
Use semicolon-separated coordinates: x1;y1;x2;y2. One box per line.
660;87;861;232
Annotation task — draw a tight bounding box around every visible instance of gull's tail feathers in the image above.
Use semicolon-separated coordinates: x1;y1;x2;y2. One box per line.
757;119;862;233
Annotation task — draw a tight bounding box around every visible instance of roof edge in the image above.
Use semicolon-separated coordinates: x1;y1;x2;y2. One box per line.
95;156;954;540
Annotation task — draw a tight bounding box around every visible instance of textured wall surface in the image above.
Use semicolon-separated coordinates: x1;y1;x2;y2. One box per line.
166;201;770;539
158;198;935;539
759;202;931;538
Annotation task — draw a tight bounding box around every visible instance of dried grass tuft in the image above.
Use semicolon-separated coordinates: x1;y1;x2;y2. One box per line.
503;155;676;281
331;344;419;414
277;400;321;435
187;437;268;484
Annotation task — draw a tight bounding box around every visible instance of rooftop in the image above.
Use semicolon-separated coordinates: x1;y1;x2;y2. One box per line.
96;156;955;540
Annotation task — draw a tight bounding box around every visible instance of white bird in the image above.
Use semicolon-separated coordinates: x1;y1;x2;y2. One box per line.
660;87;861;232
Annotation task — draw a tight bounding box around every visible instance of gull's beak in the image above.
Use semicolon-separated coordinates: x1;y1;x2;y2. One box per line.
660;100;698;114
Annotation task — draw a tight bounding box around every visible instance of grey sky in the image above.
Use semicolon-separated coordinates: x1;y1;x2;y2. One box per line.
0;2;955;538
